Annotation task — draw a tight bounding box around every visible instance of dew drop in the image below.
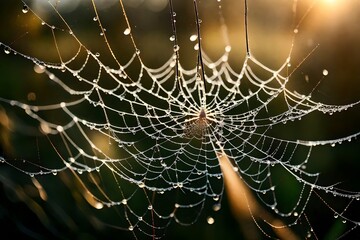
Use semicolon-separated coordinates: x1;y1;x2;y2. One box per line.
189;34;198;42
225;45;232;52
138;182;145;188
124;28;131;35
22;5;29;14
169;35;175;42
95;52;100;57
322;69;329;76
173;45;180;52
128;226;134;231
93;16;98;21
293;28;299;34
56;125;64;132
4;47;11;54
305;75;309;82
207;216;215;225
212;203;221;211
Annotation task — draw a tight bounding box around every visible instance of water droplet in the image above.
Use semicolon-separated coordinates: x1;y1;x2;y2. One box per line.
189;34;197;42
22;5;29;14
4;47;11;54
213;203;221;211
124;28;131;35
95;52;100;57
128;225;134;231
169;35;175;41
138;182;145;188
193;43;199;51
207;216;215;225
135;49;140;55
56;125;64;132
293;28;299;34
334;214;338;218
93;16;98;21
322;69;328;76
173;45;180;52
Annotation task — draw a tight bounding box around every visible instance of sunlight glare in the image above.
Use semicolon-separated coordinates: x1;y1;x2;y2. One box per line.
323;0;337;5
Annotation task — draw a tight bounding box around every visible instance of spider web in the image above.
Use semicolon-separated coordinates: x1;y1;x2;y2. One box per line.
0;0;359;239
